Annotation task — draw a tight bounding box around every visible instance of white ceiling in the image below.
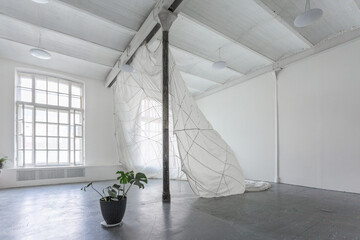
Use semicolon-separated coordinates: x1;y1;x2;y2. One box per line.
1;0;360;93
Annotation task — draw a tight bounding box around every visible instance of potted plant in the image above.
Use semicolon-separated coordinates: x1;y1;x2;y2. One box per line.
0;156;7;169
81;170;147;226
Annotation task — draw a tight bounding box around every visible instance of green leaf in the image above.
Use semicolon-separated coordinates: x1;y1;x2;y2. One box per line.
133;172;148;189
108;187;117;198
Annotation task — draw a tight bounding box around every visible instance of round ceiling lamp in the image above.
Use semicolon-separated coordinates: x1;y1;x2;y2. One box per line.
32;0;50;3
120;64;135;73
294;0;323;28
30;48;52;60
212;61;227;69
212;47;227;70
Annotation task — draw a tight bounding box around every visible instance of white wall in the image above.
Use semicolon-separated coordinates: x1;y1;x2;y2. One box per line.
278;39;360;193
197;72;276;182
197;38;360;194
0;58;120;188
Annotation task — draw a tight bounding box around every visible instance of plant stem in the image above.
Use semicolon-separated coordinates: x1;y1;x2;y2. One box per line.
91;184;104;199
124;183;134;197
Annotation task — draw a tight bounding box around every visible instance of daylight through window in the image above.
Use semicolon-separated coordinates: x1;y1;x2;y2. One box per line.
16;72;84;167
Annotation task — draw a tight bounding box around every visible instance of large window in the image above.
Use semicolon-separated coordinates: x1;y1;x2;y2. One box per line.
16;72;84;167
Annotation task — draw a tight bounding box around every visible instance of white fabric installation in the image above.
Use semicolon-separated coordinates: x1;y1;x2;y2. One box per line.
113;43;269;197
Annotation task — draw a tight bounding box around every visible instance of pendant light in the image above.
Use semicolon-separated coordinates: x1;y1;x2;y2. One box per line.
30;31;52;60
294;0;323;28
32;0;50;3
212;47;227;70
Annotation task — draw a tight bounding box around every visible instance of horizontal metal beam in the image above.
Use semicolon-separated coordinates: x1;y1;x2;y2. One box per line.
105;0;175;87
254;0;313;48
195;27;360;99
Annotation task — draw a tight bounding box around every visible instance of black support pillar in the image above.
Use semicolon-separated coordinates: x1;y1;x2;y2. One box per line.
158;9;177;203
162;29;170;203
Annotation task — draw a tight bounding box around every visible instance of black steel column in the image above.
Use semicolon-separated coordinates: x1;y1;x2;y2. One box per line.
162;30;171;203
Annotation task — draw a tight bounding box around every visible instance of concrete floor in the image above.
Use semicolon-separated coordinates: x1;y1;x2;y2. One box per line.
0;180;360;240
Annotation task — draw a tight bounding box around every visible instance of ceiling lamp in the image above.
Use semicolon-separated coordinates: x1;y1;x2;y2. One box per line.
212;61;227;69
120;64;135;73
30;48;52;60
32;0;50;3
294;0;323;28
212;47;227;70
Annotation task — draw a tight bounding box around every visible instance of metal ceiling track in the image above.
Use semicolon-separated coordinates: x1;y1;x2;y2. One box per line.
104;0;186;87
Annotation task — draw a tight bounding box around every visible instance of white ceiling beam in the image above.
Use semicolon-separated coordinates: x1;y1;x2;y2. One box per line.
0;14;122;67
105;0;175;87
54;0;137;34
179;13;274;63
254;0;313;48
0;13;123;54
195;26;360;99
170;43;245;76
0;36;112;70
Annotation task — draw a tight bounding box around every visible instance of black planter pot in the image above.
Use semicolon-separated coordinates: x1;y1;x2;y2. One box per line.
100;196;127;225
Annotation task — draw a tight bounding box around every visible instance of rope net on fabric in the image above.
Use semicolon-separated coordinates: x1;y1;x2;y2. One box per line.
112;43;270;198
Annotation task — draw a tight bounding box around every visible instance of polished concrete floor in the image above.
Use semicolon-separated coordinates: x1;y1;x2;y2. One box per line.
1;180;360;240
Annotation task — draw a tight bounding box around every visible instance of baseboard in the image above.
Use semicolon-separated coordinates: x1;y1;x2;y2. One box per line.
0;165;123;189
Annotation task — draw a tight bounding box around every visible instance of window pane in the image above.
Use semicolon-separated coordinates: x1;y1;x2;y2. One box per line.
71;96;81;108
71;84;82;96
75;112;82;125
36;123;46;136
25;137;32;149
59;151;69;164
18;136;23;149
47;78;58;92
24;107;33;122
70;112;74;125
35;90;47;104
18;105;23;120
24;123;32;136
36;151;47;165
48;124;58;136
59;94;69;107
35;137;46;150
18;121;23;135
48;110;58;123
75;138;82;150
36;108;47;122
48;137;58;150
19;74;32;88
18;88;32;102
59;111;69;124
48;151;58;164
35;76;47;90
75;151;82;164
18;151;24;167
59;138;68;150
25;150;32;164
59;125;69;137
48;92;58;106
75;125;82;137
70;151;74;164
59;80;69;94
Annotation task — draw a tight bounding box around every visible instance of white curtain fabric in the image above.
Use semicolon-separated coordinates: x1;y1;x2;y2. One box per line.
113;43;269;197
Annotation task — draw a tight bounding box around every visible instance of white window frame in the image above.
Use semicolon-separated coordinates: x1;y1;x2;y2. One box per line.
15;71;85;167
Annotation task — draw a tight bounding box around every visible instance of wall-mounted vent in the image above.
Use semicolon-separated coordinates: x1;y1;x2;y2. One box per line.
17;170;36;181
39;169;65;179
16;168;85;181
67;168;85;178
